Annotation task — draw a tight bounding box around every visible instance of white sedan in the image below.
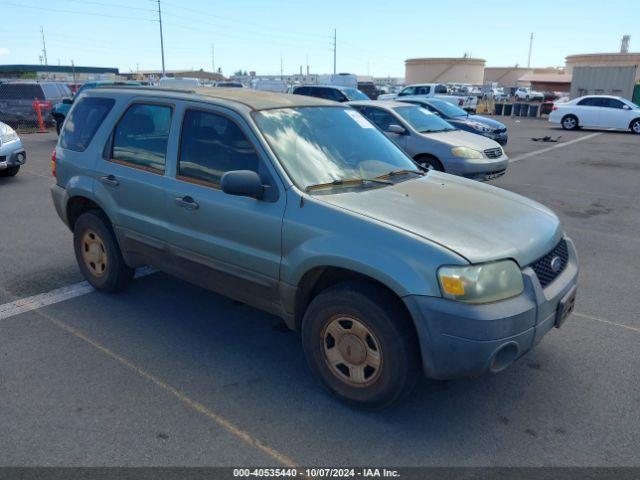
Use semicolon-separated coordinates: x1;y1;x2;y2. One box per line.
549;95;640;133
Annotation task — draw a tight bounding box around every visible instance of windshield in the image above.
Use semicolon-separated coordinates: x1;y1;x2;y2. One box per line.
394;106;455;133
254;107;420;191
423;99;468;118
342;88;369;101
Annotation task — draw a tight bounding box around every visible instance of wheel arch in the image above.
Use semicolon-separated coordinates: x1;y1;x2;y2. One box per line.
628;117;640;131
66;195;110;231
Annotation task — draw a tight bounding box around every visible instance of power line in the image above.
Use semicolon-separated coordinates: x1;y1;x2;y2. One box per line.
0;1;156;22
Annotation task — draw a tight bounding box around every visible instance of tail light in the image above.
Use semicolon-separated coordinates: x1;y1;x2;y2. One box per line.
51;149;56;177
458;99;464;106
552;106;558;111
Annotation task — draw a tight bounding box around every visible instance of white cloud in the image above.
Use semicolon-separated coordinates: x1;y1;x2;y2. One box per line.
0;47;9;55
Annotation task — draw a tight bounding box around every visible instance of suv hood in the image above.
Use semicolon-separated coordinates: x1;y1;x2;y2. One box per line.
319;172;561;266
423;129;503;151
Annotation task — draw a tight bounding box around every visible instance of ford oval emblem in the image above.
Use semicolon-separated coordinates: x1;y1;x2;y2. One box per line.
550;256;562;273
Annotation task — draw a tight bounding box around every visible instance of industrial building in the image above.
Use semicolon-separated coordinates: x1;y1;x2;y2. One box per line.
565;52;640;82
404;57;485;84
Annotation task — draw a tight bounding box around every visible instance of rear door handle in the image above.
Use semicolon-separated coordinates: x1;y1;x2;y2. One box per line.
175;195;199;210
99;175;119;187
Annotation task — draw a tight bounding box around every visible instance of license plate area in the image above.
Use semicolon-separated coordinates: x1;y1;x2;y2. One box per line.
555;285;577;328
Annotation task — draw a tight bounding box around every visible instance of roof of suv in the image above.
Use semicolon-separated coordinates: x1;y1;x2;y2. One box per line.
92;85;335;111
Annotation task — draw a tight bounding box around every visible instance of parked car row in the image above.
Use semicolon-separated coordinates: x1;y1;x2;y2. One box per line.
379;83;479;112
0;81;71;125
51;86;579;409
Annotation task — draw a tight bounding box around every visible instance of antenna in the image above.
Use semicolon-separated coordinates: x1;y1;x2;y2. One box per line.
40;26;48;66
157;0;166;76
527;32;534;68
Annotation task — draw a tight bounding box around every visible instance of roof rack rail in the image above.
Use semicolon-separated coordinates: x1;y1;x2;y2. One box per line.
93;85;196;94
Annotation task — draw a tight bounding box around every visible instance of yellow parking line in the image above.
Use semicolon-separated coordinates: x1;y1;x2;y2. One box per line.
18;301;299;468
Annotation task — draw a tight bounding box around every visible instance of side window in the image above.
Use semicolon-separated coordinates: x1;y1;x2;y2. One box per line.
326;89;346;102
434;84;448;94
61;97;115;152
294;87;309;96
603;98;624;109
577;98;598;106
42;84;60;99
415;86;431;95
398;87;414;97
178;109;260;186
364;108;398;131
111;103;172;173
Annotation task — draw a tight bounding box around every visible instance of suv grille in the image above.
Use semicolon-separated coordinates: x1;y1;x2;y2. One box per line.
529;239;569;288
484;147;503;159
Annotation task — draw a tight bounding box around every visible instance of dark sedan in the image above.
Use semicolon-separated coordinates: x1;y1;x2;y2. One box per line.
398;97;508;145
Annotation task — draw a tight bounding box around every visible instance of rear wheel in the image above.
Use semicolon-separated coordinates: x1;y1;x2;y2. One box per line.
0;166;20;177
73;210;133;292
55;119;63;135
561;115;578;130
630;119;640;134
415;155;444;172
301;281;420;410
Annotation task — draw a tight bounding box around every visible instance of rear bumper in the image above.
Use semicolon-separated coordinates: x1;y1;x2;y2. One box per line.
50;184;70;227
404;237;579;379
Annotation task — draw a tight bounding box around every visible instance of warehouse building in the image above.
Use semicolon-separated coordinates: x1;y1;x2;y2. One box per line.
404;57;485;84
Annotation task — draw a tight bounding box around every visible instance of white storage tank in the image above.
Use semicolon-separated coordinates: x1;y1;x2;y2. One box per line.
405;57;485;84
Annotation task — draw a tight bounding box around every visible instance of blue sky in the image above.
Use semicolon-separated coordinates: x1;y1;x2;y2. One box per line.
1;0;638;77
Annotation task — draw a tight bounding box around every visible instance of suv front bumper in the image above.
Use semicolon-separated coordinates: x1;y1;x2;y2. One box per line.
404;237;579;379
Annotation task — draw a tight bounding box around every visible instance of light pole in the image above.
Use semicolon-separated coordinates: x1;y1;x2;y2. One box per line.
157;0;166;77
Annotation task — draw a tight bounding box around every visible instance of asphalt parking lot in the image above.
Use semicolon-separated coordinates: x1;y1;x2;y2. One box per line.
1;117;639;467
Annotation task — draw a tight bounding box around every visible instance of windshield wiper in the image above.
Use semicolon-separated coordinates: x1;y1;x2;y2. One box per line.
305;177;393;192
376;169;425;179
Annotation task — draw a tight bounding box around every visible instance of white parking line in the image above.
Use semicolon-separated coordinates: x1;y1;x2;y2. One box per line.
574;312;640;333
509;132;602;163
0;267;156;321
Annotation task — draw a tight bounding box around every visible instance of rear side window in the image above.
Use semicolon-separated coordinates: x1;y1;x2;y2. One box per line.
111;103;172;173
293;87;310;96
577;98;602;107
434;84;448;94
0;83;45;100
178;109;259;186
42;84;60;98
60;97;115;152
415;86;431;95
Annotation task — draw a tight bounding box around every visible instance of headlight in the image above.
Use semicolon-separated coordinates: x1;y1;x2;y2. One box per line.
0;123;19;143
451;146;483;159
469;122;492;133
438;260;524;304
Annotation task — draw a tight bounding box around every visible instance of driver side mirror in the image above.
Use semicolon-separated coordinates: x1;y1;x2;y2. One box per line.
623;105;631;110
221;170;264;199
387;124;406;135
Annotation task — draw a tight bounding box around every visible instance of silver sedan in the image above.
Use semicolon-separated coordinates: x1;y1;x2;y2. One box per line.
0;122;26;177
348;100;508;181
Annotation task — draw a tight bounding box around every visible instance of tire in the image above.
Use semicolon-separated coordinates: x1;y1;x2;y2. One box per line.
415;155;444;172
301;281;420;410
56;119;63;135
561;115;578;130
0;166;20;177
73;210;133;292
630;119;640;135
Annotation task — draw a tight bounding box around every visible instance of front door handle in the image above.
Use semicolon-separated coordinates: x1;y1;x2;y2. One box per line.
175;195;199;210
99;174;119;187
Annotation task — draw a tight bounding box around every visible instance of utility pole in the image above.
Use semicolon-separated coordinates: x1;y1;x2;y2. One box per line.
211;44;215;73
40;26;48;66
71;60;76;84
280;56;284;80
157;0;166;77
527;32;534;68
332;29;337;75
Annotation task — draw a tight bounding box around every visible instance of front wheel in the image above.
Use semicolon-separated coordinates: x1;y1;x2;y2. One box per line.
631;119;640;134
416;155;444;172
301;281;420;410
73;210;133;292
0;166;20;177
561;115;578;130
